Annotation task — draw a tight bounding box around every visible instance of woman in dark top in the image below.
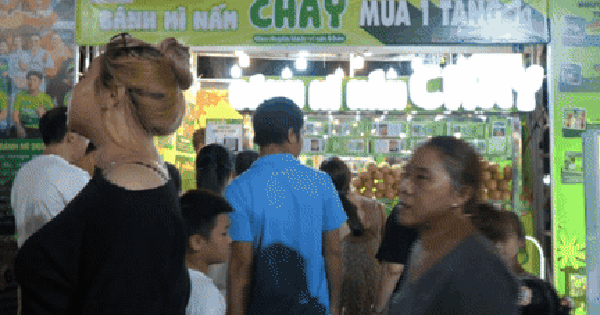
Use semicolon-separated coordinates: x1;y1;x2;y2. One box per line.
388;136;520;315
15;33;193;314
373;206;419;314
320;157;387;315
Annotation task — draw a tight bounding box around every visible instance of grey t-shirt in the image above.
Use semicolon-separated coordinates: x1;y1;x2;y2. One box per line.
388;234;520;315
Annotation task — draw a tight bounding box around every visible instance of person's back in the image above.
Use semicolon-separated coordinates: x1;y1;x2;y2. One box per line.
227;154;345;312
225;97;347;315
11;107;89;247
340;195;386;315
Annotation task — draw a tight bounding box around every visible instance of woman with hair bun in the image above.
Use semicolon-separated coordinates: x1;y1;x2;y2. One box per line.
387;136;520;315
15;33;193;315
320;157;386;315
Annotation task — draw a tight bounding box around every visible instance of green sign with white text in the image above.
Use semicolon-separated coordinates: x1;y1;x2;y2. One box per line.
77;0;548;46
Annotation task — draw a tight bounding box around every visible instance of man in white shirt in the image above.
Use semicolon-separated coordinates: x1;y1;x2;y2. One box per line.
180;189;232;315
11;106;89;247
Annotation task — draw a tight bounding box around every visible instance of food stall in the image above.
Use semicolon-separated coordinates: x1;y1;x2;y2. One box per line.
71;0;575;312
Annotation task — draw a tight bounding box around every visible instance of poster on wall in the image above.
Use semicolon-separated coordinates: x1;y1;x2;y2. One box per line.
550;0;600;313
76;0;548;47
206;118;243;153
1;0;76;139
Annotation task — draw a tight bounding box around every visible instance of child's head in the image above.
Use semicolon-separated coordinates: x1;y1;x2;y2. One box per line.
26;71;44;92
180;189;233;266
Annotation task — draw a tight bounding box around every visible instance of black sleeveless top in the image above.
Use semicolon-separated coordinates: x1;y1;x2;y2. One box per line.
15;167;190;315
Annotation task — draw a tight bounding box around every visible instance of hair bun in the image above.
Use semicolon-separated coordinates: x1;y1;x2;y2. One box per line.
157;37;193;90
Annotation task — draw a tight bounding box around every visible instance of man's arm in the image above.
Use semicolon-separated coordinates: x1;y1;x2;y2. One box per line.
323;226;344;315
227;241;253;315
373;262;404;314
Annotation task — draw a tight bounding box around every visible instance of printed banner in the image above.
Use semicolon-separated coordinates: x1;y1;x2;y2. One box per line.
77;0;548;46
1;0;76;140
206;118;243;153
549;1;600;314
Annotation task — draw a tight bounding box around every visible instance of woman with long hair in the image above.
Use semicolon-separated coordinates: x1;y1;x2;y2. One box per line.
388;136;520;315
196;143;233;195
320;157;386;315
15;33;193;314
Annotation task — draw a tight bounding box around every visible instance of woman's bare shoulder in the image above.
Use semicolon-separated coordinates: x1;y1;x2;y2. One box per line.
103;163;167;191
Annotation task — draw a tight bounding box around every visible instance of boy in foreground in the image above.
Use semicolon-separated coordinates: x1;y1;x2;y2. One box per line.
180;189;233;315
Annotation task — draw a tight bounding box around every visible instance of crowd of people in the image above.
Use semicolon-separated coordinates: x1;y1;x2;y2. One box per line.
9;33;576;315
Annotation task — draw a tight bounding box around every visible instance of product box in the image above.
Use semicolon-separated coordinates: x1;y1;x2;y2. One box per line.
304;118;330;137
302;137;327;154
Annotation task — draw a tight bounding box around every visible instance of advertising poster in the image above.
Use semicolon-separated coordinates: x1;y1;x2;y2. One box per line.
550;1;600;313
206;118;243;153
77;0;548;46
0;139;44;305
1;0;76;139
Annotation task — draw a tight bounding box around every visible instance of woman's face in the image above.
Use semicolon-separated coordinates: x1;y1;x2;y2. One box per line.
396;146;459;228
68;57;102;141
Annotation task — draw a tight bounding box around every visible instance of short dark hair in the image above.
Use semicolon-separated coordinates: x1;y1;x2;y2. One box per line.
234;150;259;176
165;162;182;194
253;97;303;147
26;71;44;81
180;189;233;245
39;107;68;146
196;143;233;195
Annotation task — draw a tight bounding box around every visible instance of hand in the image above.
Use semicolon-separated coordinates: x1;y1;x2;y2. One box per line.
19;60;28;71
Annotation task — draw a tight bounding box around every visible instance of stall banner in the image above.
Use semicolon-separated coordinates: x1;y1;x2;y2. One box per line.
77;0;548;46
1;0;77;140
0;139;44;309
549;1;600;314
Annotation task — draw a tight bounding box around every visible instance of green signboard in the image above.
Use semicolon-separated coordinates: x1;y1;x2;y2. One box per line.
549;1;600;313
77;0;548;46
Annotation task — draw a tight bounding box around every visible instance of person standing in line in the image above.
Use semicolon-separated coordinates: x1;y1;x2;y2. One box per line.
372;206;419;315
388;136;520;315
319;157;387;315
225;97;347;315
195;143;233;298
181;189;232;315
471;204;575;315
14;33;193;314
11;106;89;247
233;150;259;177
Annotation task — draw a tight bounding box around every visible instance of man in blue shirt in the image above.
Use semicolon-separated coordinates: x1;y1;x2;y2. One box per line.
225;97;347;315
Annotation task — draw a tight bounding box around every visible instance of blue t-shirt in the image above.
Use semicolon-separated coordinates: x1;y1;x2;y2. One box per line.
225;154;347;313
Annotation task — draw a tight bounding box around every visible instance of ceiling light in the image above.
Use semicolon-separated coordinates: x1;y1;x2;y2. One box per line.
230;65;242;78
282;67;293;79
296;57;307;71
